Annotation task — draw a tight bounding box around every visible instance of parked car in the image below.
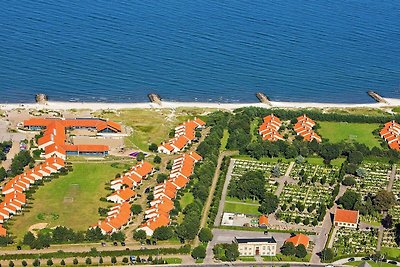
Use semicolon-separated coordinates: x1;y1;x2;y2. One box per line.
113;241;118;246
101;242;106;247
382;259;388;262
121;242;126;246
361;257;370;261
17;246;21;250
263;230;269;235
348;258;355;262
388;261;397;265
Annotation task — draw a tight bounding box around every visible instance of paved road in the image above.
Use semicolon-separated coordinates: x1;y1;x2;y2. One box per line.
333;257;400;266
310;184;347;263
377;164;396;251
274;161;295;196
213;158;236;227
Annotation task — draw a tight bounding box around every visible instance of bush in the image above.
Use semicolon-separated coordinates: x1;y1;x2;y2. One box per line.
198;228;213;243
46;259;53;266
111;256;117;264
191;246;206;259
85;258;92;265
122;257;129;263
73;258;78;265
153;155;161;164
342;176;356;186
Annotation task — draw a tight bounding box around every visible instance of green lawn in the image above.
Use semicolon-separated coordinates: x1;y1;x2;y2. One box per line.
306;157;345;167
346;261;395;267
179;192;194;209
11;162;126;240
381;247;400;259
263;253;311;262
223;202;260;215
164;258;183;264
239;256;256;262
318;121;381;148
220;129;229;151
250;118;261;142
226;196;259;204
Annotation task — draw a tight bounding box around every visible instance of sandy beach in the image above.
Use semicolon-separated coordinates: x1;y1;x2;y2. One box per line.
0;98;396;111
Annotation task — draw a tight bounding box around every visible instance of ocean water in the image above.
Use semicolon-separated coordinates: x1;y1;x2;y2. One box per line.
0;0;399;103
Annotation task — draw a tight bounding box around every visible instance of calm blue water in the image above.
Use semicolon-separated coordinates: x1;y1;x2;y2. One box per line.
0;1;399;103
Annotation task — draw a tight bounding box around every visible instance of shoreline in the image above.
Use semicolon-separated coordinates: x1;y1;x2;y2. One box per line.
0;98;399;111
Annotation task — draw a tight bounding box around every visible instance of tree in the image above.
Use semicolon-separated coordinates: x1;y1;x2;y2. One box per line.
225;243;239;261
46;259;53;266
319;144;340;164
22;260;28;267
8;261;14;267
281;242;296;256
153;226;174;240
33;259;40;267
156;173;168;183
295;244;307;258
348;151;363;165
0;167;6;182
382;214;393;229
111;256;117;265
99;257;104;264
191;245;206;259
22;231;36;248
229;171;266;200
373;190;396;211
337;190;360;210
111;231;125;242
133;230;146;241
122;257;129;263
320;248;335;261
259;193;279;214
136;152;145;161
148;143;158;152
85;258;92;265
60;259;65;266
73;258;78;265
153;155;161;164
198;228;213;243
342;176;356;186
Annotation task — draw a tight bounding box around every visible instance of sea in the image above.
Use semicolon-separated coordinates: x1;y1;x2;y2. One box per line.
0;0;399;104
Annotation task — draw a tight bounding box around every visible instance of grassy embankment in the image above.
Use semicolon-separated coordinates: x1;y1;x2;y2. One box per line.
95;108;212;152
11;162;127;240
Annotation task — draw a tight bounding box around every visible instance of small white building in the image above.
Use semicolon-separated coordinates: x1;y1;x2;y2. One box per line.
235;237;277;256
333;208;359;229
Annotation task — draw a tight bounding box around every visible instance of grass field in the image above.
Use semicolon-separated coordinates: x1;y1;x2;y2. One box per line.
318;121;381;148
223;202;260;215
11;162;126;240
179;192;194;209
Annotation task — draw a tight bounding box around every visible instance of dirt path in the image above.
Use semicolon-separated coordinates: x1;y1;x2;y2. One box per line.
274;161;295;196
195;151;237;247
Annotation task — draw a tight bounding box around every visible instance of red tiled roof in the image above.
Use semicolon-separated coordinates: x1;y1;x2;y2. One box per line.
285;234;310;247
259;215;269;225
0;224;6;236
334;208;359;224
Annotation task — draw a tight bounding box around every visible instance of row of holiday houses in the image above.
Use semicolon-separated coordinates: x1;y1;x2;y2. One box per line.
93;161;155;235
157;118;206;154
258;114;321;143
138;151;202;236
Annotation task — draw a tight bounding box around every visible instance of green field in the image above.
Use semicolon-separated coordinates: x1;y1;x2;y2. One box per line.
318;121;381;148
220;129;229;151
346;261;396;267
11;162;126;240
381;247;400;260
179;192;194;209
223;202;260;215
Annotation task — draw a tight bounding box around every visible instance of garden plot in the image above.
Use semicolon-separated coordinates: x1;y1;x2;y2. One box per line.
352;162;390;197
392;173;400;200
232;159;288;193
277;183;333;224
290;163;339;184
332;228;378;256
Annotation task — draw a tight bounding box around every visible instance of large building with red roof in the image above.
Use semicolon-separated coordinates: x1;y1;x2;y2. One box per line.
24;117;122;157
334;208;359;228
